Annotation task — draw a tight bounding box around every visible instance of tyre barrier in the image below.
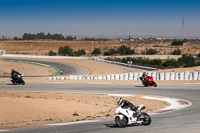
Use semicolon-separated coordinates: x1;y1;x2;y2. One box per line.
48;71;200;81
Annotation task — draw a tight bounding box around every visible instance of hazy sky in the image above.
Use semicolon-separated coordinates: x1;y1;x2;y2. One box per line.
0;0;200;38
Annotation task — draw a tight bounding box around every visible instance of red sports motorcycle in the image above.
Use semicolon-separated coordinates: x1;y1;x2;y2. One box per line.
139;76;157;87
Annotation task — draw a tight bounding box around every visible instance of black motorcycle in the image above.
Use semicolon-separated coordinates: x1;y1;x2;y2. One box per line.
11;74;25;85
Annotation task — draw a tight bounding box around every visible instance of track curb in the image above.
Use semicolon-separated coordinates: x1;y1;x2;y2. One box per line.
108;94;192;115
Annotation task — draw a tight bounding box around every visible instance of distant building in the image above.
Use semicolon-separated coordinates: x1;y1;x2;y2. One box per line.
156;38;163;40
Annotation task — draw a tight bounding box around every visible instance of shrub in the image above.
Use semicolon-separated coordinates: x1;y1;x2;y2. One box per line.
171;49;181;55
178;54;196;67
117;45;135;55
151;59;162;66
163;59;179;68
73;49;86;56
92;48;101;56
48;50;57;56
146;49;157;55
173;41;183;46
58;46;73;56
104;49;117;55
171;41;184;46
73;113;79;116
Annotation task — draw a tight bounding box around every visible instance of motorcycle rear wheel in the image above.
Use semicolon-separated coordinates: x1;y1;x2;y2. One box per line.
12;81;17;85
141;113;151;126
115;116;127;128
142;82;148;87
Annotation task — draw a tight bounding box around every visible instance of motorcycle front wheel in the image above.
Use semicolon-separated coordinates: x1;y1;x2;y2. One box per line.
115;116;127;128
152;81;157;87
141;113;151;126
21;80;25;85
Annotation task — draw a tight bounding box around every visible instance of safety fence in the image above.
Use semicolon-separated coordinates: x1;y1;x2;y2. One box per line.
48;71;200;81
89;58;159;71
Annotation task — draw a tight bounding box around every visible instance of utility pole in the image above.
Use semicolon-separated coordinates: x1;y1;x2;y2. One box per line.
181;17;185;40
91;41;93;52
0;50;3;76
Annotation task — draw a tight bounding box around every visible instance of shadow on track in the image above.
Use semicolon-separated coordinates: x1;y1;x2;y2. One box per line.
104;124;118;128
104;124;141;128
7;84;14;85
134;86;145;87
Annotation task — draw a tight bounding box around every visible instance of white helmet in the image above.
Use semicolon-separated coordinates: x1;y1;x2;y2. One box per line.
116;97;124;106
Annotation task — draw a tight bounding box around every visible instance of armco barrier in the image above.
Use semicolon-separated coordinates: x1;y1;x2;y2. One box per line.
189;73;193;80
129;73;134;80
165;72;170;80
134;73;138;80
119;74;124;80
170;72;175;80
193;71;198;80
115;74;120;80
175;72;179;80
184;71;190;80
111;74;115;80
160;72;164;80
124;73;129;80
90;58;159;71
198;72;200;80
48;71;200;81
152;72;157;81
179;72;184;80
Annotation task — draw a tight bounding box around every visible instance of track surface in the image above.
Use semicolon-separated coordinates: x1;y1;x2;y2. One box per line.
0;83;200;133
3;58;89;76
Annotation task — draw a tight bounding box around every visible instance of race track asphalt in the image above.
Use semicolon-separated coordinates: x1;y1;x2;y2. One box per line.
3;58;89;76
0;83;200;133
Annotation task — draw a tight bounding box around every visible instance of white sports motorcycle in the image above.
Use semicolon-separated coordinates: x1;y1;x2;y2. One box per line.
115;105;151;127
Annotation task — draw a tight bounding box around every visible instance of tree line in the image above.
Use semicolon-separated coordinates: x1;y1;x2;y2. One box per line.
48;46;86;56
48;45;185;56
106;54;200;68
16;32;76;40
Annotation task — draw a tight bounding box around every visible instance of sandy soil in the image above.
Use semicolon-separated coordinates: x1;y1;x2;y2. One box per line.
0;40;199;55
0;61;54;76
0;92;169;129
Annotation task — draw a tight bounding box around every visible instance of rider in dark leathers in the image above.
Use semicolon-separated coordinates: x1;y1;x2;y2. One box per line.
141;72;150;83
11;69;22;80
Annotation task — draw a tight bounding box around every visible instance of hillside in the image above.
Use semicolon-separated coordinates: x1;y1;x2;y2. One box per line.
0;39;199;56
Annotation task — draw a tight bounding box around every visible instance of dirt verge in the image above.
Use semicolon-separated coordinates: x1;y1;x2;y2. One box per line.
0;92;169;130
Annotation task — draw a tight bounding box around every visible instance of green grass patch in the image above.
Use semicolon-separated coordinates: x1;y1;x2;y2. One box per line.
73;113;79;116
105;114;111;117
24;96;34;98
44;118;53;121
5;59;60;76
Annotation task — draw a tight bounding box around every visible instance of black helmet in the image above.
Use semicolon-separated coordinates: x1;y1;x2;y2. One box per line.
116;97;124;106
12;69;15;72
142;72;146;77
